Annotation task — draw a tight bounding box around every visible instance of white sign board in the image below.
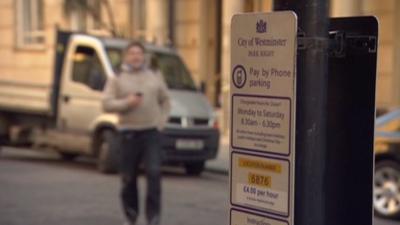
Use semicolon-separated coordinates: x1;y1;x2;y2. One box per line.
230;11;297;225
231;209;288;225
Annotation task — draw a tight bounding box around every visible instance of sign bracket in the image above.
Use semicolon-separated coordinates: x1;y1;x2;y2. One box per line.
298;30;377;57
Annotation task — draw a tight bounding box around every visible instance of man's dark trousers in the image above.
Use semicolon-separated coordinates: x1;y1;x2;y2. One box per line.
119;128;161;225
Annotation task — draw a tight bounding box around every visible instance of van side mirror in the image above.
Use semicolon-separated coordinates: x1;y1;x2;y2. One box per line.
200;81;207;94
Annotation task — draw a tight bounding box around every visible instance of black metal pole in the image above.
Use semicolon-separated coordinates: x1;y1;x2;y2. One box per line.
274;1;329;225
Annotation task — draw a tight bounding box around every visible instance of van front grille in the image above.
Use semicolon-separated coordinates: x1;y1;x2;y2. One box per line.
168;117;182;125
193;118;209;126
168;117;210;127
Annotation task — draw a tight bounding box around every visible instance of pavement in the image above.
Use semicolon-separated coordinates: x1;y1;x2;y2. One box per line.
0;147;229;225
0;147;398;225
205;134;229;174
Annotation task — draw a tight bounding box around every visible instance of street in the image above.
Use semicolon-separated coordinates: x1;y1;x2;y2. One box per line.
0;147;397;225
0;147;227;225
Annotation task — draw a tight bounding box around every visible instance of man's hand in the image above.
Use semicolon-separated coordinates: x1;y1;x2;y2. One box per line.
126;94;142;108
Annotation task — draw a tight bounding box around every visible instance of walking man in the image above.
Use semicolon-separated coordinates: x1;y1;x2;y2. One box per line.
102;42;171;225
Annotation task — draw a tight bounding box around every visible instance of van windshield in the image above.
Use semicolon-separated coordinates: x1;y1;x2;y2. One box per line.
106;48;197;91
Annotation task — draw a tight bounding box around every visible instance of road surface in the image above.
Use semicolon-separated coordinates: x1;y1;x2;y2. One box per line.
0;147;397;225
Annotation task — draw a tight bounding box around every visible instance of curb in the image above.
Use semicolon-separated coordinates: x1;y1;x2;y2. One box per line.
205;166;229;175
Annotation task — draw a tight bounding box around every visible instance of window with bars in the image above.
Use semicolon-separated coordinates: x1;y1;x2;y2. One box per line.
16;0;45;48
87;0;102;31
69;0;103;32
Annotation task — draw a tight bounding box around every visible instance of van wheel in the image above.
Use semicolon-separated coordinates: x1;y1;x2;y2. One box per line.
0;115;10;148
59;152;79;161
97;130;119;174
0;133;9;157
374;160;400;219
185;161;205;176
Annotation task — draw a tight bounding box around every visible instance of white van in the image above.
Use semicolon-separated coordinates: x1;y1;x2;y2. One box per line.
0;31;220;175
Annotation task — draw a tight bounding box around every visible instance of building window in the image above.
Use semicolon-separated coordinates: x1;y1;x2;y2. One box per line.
16;0;45;48
65;0;104;33
86;0;102;31
69;8;87;32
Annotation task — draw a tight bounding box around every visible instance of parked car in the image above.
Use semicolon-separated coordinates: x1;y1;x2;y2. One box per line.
0;31;219;176
374;109;400;218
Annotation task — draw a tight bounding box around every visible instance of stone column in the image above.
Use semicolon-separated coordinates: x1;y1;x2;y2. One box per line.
392;2;400;108
330;0;362;17
146;0;168;44
220;0;243;134
199;0;209;91
198;0;218;104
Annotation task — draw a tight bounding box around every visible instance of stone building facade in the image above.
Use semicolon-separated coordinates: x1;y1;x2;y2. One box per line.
0;0;398;134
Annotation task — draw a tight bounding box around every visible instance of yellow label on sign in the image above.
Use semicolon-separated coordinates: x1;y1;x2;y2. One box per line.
232;153;290;216
248;172;272;188
239;157;282;173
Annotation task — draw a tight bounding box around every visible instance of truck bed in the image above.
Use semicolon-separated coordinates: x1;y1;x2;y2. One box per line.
0;30;70;118
0;79;52;115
